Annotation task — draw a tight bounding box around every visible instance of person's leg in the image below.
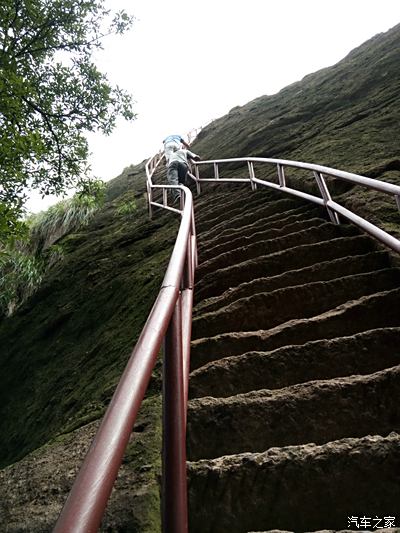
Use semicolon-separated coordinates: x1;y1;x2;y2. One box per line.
177;162;189;185
167;161;181;202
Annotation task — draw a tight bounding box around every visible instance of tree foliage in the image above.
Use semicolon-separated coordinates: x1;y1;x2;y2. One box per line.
0;0;136;243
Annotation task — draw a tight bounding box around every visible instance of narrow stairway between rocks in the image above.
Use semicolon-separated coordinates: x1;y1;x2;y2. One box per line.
183;183;400;533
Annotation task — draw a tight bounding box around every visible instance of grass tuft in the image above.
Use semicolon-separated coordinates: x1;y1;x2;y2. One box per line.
0;180;105;317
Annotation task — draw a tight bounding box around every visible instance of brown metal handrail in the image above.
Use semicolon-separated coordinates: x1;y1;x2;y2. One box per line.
53;151;196;532
53;147;399;531
190;157;400;253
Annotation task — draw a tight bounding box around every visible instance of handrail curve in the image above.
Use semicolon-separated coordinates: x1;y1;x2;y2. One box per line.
54;146;399;532
190;156;400;253
54;150;196;533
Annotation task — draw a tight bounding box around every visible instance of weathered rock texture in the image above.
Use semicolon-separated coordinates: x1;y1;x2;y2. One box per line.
1;22;400;533
187;179;400;532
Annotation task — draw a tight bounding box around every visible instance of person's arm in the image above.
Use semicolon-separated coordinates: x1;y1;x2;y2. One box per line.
180;137;190;149
187;150;200;161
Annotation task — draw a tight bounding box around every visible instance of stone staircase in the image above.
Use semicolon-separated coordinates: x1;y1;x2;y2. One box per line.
186;184;400;533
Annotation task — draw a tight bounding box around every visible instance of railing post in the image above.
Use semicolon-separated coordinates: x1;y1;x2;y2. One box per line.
195;165;201;195
313;171;340;225
147;182;153;219
162;296;188;533
396;194;400;212
214;162;219;180
277;164;286;187
247;161;257;190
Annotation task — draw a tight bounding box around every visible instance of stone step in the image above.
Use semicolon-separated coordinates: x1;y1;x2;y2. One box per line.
198;216;327;264
187;433;400;533
198;203;324;252
194;234;377;303
189;327;400;399
187;365;400;460
197;196;308;241
197;220;351;279
194;250;391;316
197;206;324;259
190;288;400;370
194;187;272;230
192;268;400;340
195;187;281;232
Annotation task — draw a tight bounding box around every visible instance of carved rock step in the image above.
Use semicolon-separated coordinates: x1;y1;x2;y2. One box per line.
194;234;377;302
187;365;400;460
193;182;266;210
192;268;400;340
197;196;307;240
198;202;323;249
194;188;272;233
198;216;327;264
194;187;287;232
197;220;351;279
189;327;400;399
194;184;293;214
187;433;400;533
194;250;391;316
191;288;400;370
198;205;323;259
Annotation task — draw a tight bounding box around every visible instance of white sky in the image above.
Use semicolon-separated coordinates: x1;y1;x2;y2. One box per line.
27;0;400;213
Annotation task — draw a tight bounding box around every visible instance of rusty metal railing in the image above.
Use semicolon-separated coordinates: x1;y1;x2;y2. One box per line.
53;151;196;533
189;157;400;253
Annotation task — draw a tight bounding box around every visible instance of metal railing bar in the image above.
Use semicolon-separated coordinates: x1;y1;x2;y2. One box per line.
277;163;286;188
54;177;194;532
313;171;340;225
192;157;399;252
53;285;179;533
181;288;193;419
327;200;400;253
162;188;194;288
187;172;326;205
150;201;181;215
214;162;219;179
56;143;398;532
251;177;326;206
162;297;188;533
195;157;400;197
188;177;250;183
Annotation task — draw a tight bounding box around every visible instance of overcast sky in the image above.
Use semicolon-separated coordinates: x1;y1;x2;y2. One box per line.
27;0;400;212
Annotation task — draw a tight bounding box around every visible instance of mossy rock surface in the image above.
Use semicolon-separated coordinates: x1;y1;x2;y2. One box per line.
190;23;400;238
1;22;400;533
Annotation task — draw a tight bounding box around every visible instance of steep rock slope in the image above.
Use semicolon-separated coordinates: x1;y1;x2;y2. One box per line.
0;22;399;533
0;166;178;531
191;23;400;238
187;184;400;533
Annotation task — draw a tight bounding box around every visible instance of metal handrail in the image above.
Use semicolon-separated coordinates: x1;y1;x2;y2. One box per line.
54;151;196;533
53;148;399;532
189;157;400;253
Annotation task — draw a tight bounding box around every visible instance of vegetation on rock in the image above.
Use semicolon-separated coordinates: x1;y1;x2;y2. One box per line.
0;22;399;532
0;0;135;245
0;179;105;317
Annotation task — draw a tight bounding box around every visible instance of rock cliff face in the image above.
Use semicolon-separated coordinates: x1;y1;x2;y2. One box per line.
186;185;399;533
0;23;399;532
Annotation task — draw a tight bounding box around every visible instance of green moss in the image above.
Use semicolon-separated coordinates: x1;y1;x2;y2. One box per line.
1;22;400;533
0;171;178;469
